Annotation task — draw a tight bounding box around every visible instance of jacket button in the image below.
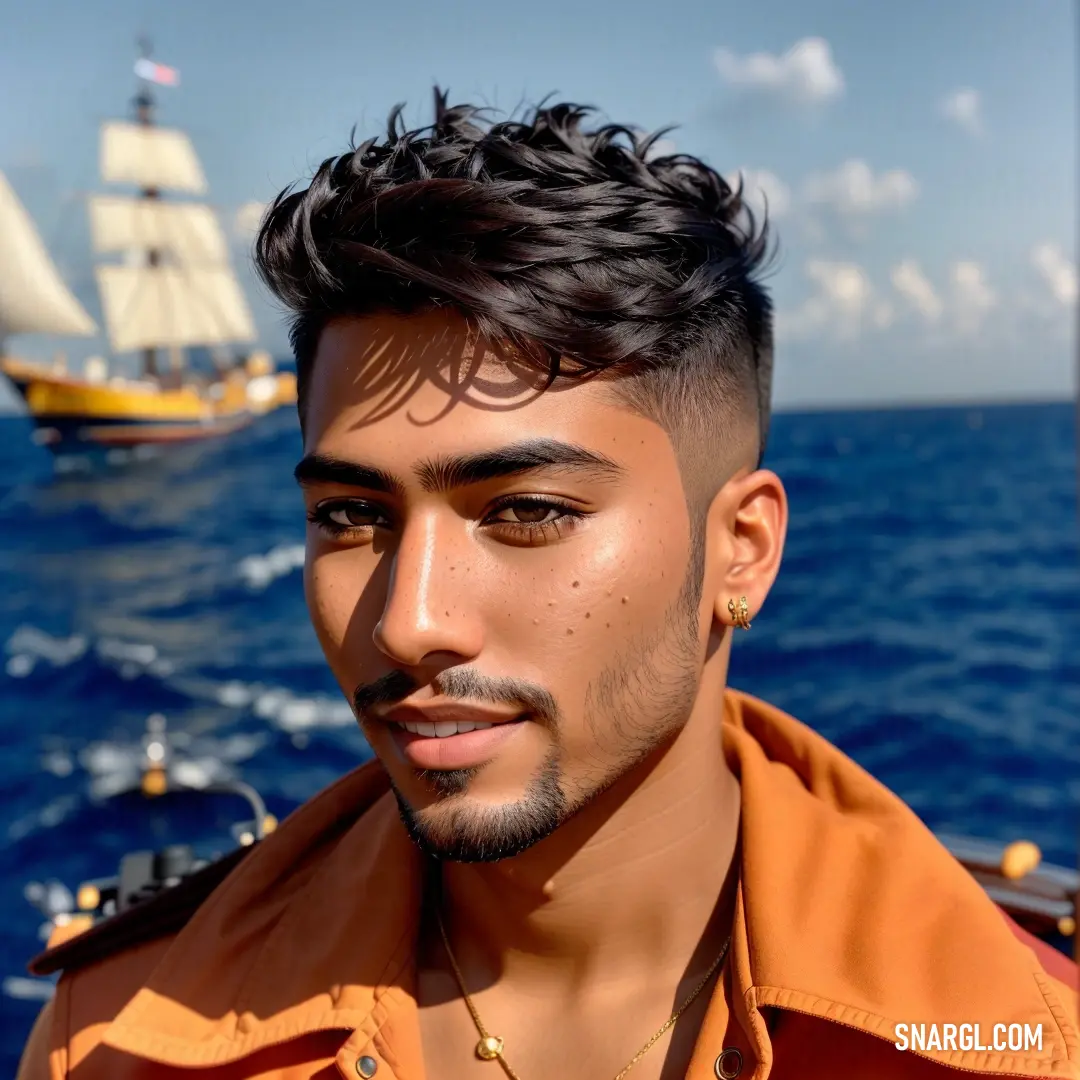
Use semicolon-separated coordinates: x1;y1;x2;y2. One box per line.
715;1047;743;1079
356;1056;378;1078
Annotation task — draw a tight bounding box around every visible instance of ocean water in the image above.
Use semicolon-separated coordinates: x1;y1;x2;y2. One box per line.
0;400;1078;1064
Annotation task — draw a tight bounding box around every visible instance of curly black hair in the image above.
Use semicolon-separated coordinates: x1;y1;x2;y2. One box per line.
255;88;776;466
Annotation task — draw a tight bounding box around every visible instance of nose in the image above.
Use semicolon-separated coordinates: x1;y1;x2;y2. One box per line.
372;514;484;667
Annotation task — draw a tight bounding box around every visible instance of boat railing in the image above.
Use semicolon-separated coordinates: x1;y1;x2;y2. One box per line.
939;833;1078;942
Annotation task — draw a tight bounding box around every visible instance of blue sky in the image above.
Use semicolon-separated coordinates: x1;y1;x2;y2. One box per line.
0;0;1075;409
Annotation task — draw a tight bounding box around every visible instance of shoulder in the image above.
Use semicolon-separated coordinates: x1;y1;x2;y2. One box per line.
22;935;180;1079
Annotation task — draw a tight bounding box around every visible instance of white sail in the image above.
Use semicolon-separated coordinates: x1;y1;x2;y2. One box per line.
88;196;229;265
100;122;207;194
95;264;256;352
0;170;97;339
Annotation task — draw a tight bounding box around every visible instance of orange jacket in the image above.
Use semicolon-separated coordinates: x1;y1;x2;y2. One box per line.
18;690;1080;1079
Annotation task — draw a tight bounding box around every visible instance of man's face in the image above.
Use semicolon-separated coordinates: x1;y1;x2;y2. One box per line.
298;311;715;861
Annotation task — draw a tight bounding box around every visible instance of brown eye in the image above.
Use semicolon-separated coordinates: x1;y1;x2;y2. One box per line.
495;504;560;524
481;497;586;544
327;505;383;528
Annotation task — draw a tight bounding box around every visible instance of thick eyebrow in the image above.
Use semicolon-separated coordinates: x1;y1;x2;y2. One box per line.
415;438;624;493
294;438;623;496
293;454;403;495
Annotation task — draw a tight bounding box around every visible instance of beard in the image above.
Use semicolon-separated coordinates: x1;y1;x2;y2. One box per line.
394;752;567;862
356;528;706;864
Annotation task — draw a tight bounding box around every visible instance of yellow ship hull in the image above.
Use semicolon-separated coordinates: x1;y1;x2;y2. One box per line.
1;356;297;451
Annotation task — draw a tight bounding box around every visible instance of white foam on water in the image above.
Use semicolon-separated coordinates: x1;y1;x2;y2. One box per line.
7;794;81;842
190;676;355;736
52;455;93;475
238;544;305;589
2;976;55;1001
24;880;74;917
79;738;153;799
97;639;158;666
96;637;174;678
8;623;353;782
4;625;88;678
211;732;269;761
6;653;34;678
253;688;293;720
79;742;139;777
250;685;354;732
279;699;319;730
3;626;176;682
171;758;231;789
40;750;74;778
217;681;254;708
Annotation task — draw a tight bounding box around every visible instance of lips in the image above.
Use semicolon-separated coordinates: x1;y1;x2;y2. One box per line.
383;703;520;730
379;703;526;771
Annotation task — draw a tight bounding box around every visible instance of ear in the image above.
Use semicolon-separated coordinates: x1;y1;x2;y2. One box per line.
703;469;788;632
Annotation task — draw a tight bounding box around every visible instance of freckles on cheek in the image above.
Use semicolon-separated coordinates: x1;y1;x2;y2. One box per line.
508;519;671;644
588;517;683;627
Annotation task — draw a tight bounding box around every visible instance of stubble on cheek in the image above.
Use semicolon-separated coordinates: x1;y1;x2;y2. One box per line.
561;516;705;802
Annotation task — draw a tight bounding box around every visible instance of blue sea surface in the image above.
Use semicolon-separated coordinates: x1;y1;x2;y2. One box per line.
0;401;1078;1065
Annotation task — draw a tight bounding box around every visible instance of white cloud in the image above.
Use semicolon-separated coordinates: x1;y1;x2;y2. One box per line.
777;260;893;341
772;253;1073;404
1031;242;1078;306
803;159;919;218
233;200;267;240
712;37;844;104
782;258;1001;344
727;168;791;221
712;160;918;244
891;260;943;322
887;259;1001;338
949;260;996;335
940;88;983;137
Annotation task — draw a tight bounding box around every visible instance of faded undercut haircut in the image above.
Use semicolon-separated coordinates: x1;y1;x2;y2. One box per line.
255;89;776;471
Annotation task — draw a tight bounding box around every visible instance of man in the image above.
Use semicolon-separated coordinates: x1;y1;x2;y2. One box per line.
18;92;1078;1080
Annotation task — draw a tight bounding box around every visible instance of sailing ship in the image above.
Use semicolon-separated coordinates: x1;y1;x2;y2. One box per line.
0;46;295;453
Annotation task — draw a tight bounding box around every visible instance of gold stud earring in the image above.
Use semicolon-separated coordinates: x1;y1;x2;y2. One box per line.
728;596;751;630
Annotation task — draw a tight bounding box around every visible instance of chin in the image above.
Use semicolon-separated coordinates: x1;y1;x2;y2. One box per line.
389;755;568;863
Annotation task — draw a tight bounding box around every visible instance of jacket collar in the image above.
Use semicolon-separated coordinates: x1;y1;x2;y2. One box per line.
100;691;1078;1076
720;695;1077;1076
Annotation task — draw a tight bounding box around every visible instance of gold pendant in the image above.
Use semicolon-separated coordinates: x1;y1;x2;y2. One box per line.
476;1035;504;1060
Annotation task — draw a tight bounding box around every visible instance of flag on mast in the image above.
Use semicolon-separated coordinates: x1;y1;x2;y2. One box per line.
134;58;180;86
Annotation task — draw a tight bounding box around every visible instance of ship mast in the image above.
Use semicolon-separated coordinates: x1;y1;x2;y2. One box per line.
89;43;256;379
134;37;161;379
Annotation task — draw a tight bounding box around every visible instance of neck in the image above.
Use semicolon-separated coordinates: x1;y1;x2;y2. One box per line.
437;666;740;995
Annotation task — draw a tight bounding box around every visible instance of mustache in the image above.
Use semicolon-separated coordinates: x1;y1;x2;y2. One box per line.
353;667;560;727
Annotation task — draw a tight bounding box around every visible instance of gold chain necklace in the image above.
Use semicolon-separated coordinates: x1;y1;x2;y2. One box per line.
435;906;731;1080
